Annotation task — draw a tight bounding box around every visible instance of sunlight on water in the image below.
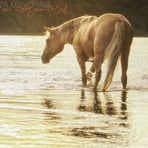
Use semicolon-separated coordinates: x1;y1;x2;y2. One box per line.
0;36;148;147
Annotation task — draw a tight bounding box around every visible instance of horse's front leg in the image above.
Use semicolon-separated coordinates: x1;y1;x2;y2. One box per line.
77;57;87;87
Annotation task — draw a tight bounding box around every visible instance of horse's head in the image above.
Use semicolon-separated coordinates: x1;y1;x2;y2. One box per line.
41;27;64;64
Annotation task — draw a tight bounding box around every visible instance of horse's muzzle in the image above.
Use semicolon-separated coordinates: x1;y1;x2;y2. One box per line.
41;55;50;64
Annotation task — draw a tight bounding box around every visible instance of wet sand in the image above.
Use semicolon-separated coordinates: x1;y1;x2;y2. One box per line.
0;36;148;147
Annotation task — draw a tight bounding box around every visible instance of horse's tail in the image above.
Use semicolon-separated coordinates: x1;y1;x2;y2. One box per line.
103;21;126;91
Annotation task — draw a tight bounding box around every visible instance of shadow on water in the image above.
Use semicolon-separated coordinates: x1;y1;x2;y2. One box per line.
72;90;130;140
120;90;128;119
41;89;130;143
78;90;128;117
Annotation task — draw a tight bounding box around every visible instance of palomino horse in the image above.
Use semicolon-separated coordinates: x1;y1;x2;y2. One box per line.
41;13;133;91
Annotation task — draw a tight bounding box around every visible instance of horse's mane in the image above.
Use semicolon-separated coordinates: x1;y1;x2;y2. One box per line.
59;15;97;32
61;15;97;27
44;15;97;36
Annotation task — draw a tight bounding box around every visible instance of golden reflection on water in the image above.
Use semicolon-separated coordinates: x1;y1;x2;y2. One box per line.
78;90;128;117
40;90;131;145
1;86;147;147
0;36;148;147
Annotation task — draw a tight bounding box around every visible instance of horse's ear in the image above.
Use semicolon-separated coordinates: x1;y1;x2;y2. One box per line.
44;26;49;36
47;28;53;32
44;26;56;37
44;26;54;33
44;26;49;31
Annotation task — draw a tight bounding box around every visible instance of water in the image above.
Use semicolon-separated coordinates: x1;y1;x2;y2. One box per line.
0;36;148;148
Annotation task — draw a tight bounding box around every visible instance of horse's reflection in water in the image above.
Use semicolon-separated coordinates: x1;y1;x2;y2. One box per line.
42;90;129;140
104;93;117;116
73;90;129;139
120;91;128;121
78;90;128;119
78;90;102;113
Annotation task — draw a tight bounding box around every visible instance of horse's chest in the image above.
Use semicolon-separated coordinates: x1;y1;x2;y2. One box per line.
86;46;94;57
81;36;94;53
78;39;93;59
73;27;95;57
82;39;93;48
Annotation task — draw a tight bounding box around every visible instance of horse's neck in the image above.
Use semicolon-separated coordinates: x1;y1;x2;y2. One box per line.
59;16;97;45
59;18;82;44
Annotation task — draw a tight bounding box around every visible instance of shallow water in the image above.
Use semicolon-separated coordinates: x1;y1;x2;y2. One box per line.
0;36;148;148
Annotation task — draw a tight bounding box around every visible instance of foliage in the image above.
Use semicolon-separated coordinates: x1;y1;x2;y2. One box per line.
0;0;147;36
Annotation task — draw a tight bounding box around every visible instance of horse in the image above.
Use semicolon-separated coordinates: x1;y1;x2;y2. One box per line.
41;13;133;91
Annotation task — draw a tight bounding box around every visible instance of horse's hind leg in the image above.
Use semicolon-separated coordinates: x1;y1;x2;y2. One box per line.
121;40;132;89
94;51;104;90
121;52;128;89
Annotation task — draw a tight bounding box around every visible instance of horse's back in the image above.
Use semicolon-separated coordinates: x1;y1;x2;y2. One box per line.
92;13;133;47
96;13;133;35
74;13;133;44
73;13;133;59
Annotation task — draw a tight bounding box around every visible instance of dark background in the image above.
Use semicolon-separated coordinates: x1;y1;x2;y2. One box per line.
0;0;147;36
